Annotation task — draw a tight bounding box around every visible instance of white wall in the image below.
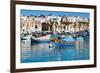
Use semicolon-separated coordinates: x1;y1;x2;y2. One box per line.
0;0;100;73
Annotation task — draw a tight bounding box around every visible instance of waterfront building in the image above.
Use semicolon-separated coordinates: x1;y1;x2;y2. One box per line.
20;15;89;34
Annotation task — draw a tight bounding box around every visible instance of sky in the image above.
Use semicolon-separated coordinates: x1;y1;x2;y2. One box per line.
21;9;90;19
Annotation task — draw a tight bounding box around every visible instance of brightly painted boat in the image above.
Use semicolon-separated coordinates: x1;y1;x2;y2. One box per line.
51;41;75;47
50;36;76;47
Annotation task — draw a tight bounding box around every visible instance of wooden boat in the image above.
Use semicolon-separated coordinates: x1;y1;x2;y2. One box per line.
31;34;51;43
50;36;76;47
51;41;75;47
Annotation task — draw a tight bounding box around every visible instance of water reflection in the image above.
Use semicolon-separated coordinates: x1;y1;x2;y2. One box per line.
21;38;89;63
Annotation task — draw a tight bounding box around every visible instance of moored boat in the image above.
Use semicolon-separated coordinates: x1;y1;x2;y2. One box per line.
50;36;76;47
51;41;75;47
31;34;51;43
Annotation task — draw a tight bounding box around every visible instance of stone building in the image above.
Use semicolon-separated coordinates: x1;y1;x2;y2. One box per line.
20;15;89;34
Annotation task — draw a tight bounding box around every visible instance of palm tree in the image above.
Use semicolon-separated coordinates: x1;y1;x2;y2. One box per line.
80;22;89;31
48;18;53;32
49;18;58;32
60;17;71;32
85;22;89;30
65;22;73;31
73;22;77;33
72;22;78;37
78;22;84;32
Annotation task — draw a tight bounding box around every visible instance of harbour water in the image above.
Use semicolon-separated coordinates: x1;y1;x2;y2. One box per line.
21;37;89;63
20;10;90;63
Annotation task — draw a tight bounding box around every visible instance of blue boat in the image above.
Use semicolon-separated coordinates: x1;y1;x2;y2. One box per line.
50;36;76;47
51;41;75;47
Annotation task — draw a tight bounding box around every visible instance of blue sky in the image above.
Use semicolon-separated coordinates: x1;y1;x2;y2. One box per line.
21;9;90;19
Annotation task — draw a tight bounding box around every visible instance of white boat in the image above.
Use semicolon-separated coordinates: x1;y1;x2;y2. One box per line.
31;34;51;43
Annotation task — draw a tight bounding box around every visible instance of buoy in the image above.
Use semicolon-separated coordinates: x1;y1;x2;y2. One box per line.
49;43;53;48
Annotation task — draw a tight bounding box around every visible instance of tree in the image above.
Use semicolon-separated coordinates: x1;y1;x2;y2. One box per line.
78;22;84;32
60;17;71;32
73;22;77;33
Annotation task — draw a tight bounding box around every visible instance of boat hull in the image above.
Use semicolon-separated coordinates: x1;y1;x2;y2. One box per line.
31;37;50;43
51;41;75;47
31;35;51;43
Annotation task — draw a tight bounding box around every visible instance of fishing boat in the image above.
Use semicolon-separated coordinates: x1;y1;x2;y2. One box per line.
50;36;76;47
31;34;51;43
21;35;31;47
51;41;75;48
